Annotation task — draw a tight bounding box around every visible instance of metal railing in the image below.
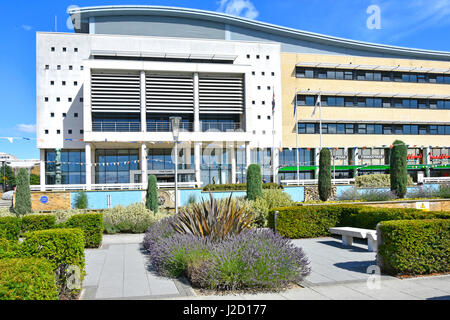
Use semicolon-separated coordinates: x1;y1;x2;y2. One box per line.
423;177;450;184
93;122;141;132
147;121;193;132
201;122;242;132
282;179;355;186
31;182;202;192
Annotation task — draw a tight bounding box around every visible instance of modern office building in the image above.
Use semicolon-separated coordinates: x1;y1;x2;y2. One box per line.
36;5;450;191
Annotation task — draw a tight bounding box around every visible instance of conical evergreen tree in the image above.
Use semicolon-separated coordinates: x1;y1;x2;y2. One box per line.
390;140;408;198
247;164;263;201
15;168;32;215
318;148;332;201
146;175;159;213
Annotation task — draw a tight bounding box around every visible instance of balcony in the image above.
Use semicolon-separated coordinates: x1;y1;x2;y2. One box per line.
147;121;193;132
201;122;243;132
93;121;141;132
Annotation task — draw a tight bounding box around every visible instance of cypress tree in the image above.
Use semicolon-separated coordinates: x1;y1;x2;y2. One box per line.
75;191;88;209
146;175;159;213
15;168;32;215
390;140;408;198
318;148;332;202
247;164;263;201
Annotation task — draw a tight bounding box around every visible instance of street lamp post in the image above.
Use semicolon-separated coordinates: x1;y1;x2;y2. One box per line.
170;117;182;215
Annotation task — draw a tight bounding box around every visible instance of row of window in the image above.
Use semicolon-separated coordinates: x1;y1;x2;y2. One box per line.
246;54;270;60
45;65;84;71
44;129;84;135
44;97;83;103
298;123;450;135
297;95;450;110
50;80;79;86
252;71;276;76
51;47;79;53
296;67;450;84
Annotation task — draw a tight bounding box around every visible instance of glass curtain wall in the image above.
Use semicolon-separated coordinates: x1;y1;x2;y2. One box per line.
45;150;86;185
95;150;139;184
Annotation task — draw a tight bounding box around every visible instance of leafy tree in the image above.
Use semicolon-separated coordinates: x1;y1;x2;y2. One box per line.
1;165;15;188
29;174;40;186
318;148;332;201
75;192;88;209
390;140;408;198
14;168;32;215
247;164;263;201
146;175;159;213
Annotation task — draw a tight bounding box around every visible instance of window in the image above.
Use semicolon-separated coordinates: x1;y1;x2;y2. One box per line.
271;72;275;76
252;71;255;75
68;98;72;102
80;98;84;102
50;113;54;117
74;113;78;118
267;86;271;90
57;65;61;70
262;101;266;105
344;71;353;80
62;81;66;86
74;81;78;86
63;113;67;118
256;55;260;59
62;47;67;52
246;54;250;59
267;116;271;120
74;48;78;53
266;55;270;60
252;101;255;105
45;65;49;70
57;130;61;135
51;47;55;52
261;72;265;76
69;66;73;70
45;130;49;134
56;97;60;102
68;130;72;135
80;130;84;134
257;86;261;90
45;97;49;102
50;81;54;85
80;66;84;71
257;115;261;120
345;124;354;134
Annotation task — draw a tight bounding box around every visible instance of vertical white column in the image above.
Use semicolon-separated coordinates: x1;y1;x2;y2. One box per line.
141;143;148;187
140;71;147;133
354;148;359;178
40;149;46;191
83;67;92;133
246;143;252;169
272;148;279;184
195;142;201;187
85;143;92;191
230;145;236;184
314;149;320;179
425;147;431;177
193;73;200;132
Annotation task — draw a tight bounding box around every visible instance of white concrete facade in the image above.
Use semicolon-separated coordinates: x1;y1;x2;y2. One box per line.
36;32;283;188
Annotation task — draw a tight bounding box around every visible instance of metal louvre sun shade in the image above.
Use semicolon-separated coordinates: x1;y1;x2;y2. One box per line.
199;76;244;114
146;74;194;114
91;73;141;113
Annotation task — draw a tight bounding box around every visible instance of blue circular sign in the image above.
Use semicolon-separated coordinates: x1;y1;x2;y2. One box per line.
40;196;49;204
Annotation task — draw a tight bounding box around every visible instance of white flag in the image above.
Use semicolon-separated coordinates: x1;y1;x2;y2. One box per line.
312;94;321;117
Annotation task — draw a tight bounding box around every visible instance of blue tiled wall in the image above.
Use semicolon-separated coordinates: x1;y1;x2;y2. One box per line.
71;191;143;210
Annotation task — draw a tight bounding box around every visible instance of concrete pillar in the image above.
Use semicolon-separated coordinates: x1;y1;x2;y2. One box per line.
140;71;147;133
425;147;431;177
230;145;236;184
141;143;148;187
246;143;252;169
193;73;200;132
85;143;92;190
314;149;320;179
195;142;201;187
40;149;46;191
272;148;279;184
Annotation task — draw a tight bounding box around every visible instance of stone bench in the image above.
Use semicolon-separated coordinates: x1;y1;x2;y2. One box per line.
329;227;378;252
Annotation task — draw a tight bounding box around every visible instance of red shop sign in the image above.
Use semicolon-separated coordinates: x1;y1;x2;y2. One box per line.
407;154;423;160
430;155;450;160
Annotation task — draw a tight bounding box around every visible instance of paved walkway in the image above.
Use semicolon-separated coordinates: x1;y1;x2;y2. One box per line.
80;234;450;300
80;234;194;300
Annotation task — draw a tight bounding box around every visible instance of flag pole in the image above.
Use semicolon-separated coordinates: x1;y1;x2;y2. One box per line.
319;90;322;151
295;89;300;185
272;87;276;183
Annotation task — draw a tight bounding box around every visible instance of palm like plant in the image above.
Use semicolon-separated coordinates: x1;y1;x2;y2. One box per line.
171;194;254;242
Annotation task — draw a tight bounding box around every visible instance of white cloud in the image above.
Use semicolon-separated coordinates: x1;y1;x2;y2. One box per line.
217;0;259;19
16;124;36;133
21;25;32;31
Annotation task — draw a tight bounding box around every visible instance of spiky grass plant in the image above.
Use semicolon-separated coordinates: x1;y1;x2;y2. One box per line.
171;194;254;242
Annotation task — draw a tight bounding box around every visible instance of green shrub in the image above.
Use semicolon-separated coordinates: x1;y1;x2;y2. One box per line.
0;208;14;218
247;164;263;201
21;215;56;233
268;204;450;239
249;189;294;227
74;192;88;209
0;217;22;241
355;174;414;188
21;228;85;299
378;219;450;275
437;184;450;199
14;168;32;216
203;183;282;192
0;238;22;259
0;258;59;300
146;175;159;213
390;140;408;198
103;203;171;234
65;214;104;248
51;209;85;224
318;149;332;201
337;187;396;202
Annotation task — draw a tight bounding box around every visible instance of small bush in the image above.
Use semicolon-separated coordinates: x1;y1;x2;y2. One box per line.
355;174;414;188
65;214;104;248
247;164;263;201
437;184;450;199
143;216;177;251
103;203;171;234
249;189;294;227
337;188;396;202
75;192;88;209
14;168;32;216
0;238;22;259
51;209;85;224
21;215;56;233
378;219;450;275
0;217;22;241
0;208;14;218
0;258;59;300
21;228;85;299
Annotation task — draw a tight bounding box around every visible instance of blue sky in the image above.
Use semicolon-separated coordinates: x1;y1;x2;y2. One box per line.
1;0;449;160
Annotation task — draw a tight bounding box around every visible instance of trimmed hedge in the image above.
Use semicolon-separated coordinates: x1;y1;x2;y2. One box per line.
0;258;59;300
0;217;22;241
21;215;56;233
65;213;104;248
378;219;450;275
21;228;85;299
0;238;22;259
203;183;282;192
269;205;450;239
